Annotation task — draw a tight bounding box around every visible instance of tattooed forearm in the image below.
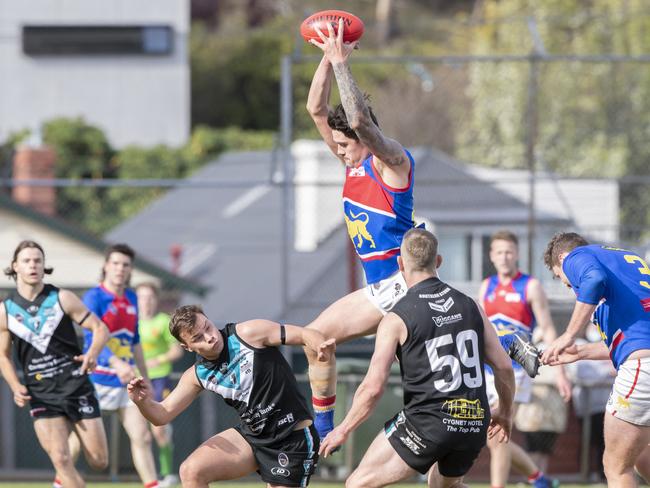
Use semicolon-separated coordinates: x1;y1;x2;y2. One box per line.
331;61;406;167
331;61;371;129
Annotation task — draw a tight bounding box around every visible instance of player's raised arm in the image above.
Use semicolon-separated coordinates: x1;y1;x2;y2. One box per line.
128;367;202;426
311;19;408;168
306;55;340;159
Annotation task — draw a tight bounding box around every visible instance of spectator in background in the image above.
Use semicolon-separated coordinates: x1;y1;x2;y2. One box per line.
136;283;183;488
565;324;616;482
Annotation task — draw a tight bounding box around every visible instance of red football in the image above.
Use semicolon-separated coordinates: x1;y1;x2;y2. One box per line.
300;10;364;44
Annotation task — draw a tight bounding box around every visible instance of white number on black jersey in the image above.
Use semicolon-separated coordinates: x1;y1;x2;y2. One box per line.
425;330;483;393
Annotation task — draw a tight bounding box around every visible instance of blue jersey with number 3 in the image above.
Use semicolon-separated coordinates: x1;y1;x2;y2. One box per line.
563;245;650;369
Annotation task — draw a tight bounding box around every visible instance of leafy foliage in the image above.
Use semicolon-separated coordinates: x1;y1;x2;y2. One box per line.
34;118;274;234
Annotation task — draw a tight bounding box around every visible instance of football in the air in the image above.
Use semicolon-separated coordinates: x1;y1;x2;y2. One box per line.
300;10;364;44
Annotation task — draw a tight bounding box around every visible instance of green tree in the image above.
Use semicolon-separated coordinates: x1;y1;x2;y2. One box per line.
458;0;650;241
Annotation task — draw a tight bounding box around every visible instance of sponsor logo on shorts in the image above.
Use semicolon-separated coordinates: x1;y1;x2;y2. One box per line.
428;297;454;313
278;452;289;467
616;395;631;409
399;435;421;455
271;467;291;477
433;313;463;327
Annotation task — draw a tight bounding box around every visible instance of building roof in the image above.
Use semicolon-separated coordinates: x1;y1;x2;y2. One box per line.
0;191;207;295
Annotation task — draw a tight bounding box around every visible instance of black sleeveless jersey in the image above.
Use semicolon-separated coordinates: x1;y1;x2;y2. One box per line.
390;277;490;444
3;284;89;400
194;323;312;445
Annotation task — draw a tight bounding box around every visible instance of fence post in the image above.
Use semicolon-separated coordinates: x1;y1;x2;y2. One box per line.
579;388;593;483
0;382;15;470
109;411;120;481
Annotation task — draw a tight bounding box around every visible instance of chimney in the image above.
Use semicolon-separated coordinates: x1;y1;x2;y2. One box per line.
170;244;183;274
12;144;56;216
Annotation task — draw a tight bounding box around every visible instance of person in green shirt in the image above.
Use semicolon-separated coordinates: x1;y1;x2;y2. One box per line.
136;283;183;488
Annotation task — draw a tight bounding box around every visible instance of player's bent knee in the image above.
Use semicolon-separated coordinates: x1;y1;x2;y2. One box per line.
603;451;629;477
345;469;375;488
86;450;109;471
180;458;207;484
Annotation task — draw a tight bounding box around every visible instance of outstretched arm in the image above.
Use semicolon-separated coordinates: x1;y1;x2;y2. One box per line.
311;19;408;168
128;367;201;426
306;56;339;159
237;320;335;362
319;312;405;457
545;341;610;365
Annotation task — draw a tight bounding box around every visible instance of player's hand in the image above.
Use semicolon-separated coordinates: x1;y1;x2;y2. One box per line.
541;333;575;364
146;357;160;370
127;377;152;403
317;338;336;362
309;18;359;64
111;358;136;385
543;344;581;366
488;406;512;443
319;425;348;457
12;384;31;408
73;352;97;374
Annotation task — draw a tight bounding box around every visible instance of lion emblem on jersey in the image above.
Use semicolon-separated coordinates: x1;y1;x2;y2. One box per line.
345;210;376;249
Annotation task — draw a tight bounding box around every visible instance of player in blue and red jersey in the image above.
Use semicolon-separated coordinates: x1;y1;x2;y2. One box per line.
82;244;159;488
479;230;572;488
542;232;650;487
305;19;416;440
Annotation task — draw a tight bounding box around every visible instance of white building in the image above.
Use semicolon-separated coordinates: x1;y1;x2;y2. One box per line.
0;0;189;147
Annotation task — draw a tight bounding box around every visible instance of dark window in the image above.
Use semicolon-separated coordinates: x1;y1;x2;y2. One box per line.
22;25;173;56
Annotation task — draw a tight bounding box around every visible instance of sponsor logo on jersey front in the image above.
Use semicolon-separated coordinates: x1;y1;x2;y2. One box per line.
277;412;294;426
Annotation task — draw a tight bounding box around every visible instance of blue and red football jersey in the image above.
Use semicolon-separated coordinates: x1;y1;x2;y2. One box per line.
342;150;416;285
482;272;535;338
83;285;140;387
563;244;650;369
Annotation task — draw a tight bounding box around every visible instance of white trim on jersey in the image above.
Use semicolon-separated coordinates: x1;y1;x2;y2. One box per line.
7;301;64;354
343;197;397;219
